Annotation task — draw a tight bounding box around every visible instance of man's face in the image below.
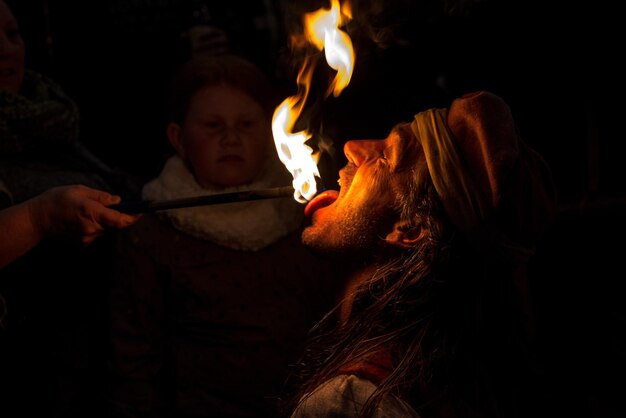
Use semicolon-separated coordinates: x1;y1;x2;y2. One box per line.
302;123;423;254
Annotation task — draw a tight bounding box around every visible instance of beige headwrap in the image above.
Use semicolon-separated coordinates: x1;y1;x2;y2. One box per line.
410;91;557;262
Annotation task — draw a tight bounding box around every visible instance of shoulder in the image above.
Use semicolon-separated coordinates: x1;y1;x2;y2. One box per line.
291;374;420;418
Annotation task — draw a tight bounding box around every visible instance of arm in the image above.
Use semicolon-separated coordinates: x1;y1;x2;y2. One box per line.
0;184;139;269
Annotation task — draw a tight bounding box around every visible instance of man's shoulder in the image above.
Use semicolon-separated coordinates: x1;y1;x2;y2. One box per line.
291;374;420;418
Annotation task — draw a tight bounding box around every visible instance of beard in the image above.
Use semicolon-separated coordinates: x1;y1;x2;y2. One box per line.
301;204;387;259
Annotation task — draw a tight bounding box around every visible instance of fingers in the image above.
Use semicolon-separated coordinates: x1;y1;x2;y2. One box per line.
87;201;139;229
73;186;141;229
76;185;122;207
41;185;140;244
100;210;141;229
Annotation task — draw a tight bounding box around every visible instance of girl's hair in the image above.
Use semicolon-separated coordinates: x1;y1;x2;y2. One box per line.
167;54;280;125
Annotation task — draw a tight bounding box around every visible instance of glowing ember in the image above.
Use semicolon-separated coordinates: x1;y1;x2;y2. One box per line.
272;0;355;203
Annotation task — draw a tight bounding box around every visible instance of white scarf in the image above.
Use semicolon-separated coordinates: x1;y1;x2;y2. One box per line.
142;155;303;251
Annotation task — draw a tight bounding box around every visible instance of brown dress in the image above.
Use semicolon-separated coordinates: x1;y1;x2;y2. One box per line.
108;213;342;418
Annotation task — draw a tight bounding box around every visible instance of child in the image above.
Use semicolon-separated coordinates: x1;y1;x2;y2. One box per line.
108;54;343;418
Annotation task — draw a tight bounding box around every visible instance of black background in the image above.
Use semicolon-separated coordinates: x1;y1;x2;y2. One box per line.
6;1;626;417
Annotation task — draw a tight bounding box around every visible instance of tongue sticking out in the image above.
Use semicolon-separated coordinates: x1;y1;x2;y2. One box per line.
304;190;339;218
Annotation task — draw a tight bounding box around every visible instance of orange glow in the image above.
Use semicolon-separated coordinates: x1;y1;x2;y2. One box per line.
272;0;354;203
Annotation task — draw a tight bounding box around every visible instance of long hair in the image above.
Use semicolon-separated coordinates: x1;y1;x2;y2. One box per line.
284;170;536;418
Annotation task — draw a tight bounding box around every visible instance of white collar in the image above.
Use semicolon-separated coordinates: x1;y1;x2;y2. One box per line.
142;155;303;251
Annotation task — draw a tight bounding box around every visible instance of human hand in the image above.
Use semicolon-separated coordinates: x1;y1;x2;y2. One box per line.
28;185;141;246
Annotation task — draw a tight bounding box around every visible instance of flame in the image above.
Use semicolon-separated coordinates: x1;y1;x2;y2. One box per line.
272;0;354;203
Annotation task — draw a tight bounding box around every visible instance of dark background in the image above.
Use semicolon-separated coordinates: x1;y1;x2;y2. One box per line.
10;0;625;203
7;1;626;417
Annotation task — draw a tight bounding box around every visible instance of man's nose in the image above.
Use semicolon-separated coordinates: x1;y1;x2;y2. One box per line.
344;140;384;165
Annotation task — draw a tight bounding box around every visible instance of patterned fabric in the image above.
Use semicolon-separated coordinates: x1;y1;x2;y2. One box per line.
0;69;140;205
0;69;79;154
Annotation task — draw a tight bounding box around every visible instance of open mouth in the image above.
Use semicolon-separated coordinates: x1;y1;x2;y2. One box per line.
304;189;339;217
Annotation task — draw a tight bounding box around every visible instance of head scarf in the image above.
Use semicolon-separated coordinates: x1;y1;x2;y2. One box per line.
410;91;557;262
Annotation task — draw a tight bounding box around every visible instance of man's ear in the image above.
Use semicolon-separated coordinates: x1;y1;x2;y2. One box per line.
385;220;424;249
166;122;186;159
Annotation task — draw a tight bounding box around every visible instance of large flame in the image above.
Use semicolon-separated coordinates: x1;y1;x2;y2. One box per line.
272;0;354;203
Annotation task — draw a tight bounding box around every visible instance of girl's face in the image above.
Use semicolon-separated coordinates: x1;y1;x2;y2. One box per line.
0;0;25;94
168;83;272;188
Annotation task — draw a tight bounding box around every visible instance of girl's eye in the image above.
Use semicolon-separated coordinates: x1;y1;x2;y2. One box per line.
239;120;253;130
238;118;260;131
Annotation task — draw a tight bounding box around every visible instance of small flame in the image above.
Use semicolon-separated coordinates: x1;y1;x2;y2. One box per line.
272;0;354;203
